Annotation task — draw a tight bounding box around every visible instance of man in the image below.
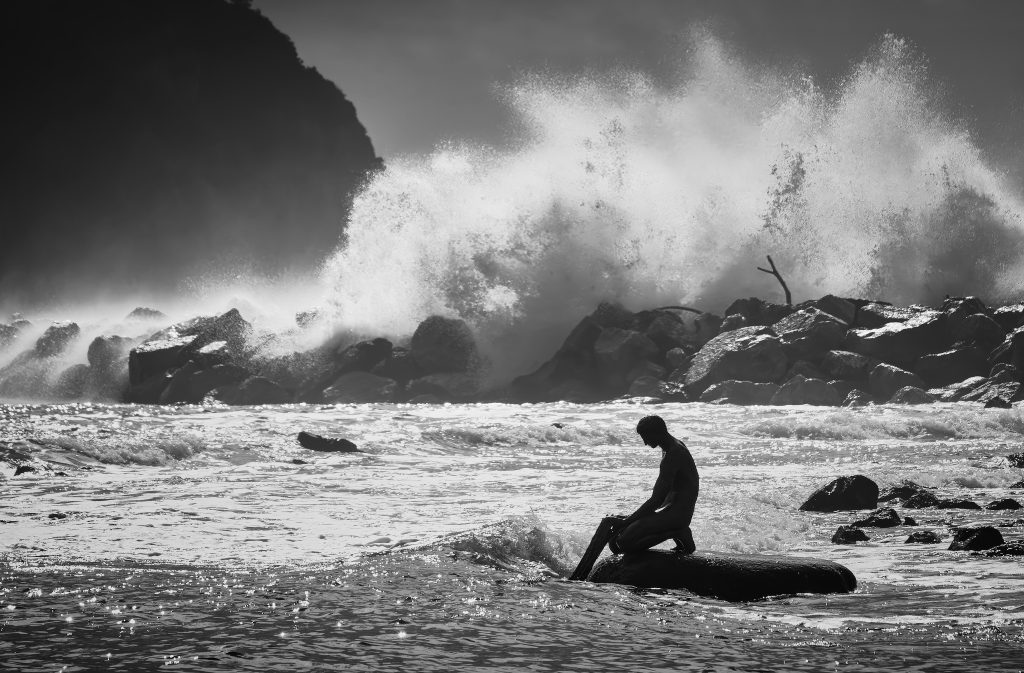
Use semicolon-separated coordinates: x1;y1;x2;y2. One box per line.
609;415;699;554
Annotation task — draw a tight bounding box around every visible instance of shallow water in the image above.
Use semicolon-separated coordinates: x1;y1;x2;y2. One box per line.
2;401;1023;671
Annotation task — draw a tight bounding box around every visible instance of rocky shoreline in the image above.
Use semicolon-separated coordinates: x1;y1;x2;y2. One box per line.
3;294;1024;407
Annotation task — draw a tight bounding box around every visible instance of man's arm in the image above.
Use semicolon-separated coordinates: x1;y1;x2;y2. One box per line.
620;452;676;526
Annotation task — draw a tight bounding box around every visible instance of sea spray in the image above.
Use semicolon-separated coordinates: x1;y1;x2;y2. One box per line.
322;34;1024;381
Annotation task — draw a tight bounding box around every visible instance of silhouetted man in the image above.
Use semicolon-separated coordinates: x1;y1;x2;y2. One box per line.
609;415;699;554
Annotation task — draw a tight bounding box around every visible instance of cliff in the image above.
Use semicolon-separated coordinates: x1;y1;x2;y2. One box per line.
1;0;381;302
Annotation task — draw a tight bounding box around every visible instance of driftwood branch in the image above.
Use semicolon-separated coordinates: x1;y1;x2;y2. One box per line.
756;255;792;306
653;305;705;315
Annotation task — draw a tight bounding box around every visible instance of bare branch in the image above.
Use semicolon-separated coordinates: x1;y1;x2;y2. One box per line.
757;254;792;306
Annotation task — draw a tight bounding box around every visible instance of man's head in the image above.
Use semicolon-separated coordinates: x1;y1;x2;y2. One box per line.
636;415;668;447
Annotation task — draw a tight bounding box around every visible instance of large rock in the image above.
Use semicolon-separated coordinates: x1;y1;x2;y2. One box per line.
906;531;942;544
852;303;927;328
87;335;134;371
55;364;91;399
371;347;421;383
699;380;779;405
411;316;478;374
810;295;857;325
948;526;1004;551
160;363;250;404
991;304;1024;333
128;334;199;386
985;498;1022;510
625;376;687;401
593;328;660;390
959;379;1023;405
723;298;793;326
214;376;292;405
684;326;788;395
820;350;877;381
852;507;901;527
831;525;869;544
927;376;987;402
868;364;926;401
844;312;950;369
769;375;842;406
950;313;1004;352
987;326;1024;373
914;347;988;387
179;309;252;355
35;322;80;357
323;371;399;403
587;550;856;600
509;316;602;401
771;308;846;361
799;475;879;512
904;490;940;508
407;372;480;401
878;480;932;502
335;338;393;376
889;386;936;405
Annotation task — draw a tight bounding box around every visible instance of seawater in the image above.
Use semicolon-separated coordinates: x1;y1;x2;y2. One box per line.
2;401;1022;672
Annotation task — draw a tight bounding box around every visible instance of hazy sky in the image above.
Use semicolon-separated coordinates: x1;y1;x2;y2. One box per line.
255;0;1024;175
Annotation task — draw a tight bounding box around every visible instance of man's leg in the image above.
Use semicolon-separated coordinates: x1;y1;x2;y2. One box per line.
672;527;695;554
611;514;678;554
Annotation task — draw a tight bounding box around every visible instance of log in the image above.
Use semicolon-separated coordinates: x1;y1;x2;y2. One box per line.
587;550;856;601
569;517;621;581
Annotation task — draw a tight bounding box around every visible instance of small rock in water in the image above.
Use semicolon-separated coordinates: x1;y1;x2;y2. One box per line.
297;431;360;453
799;475;879;512
980;541;1024;556
13;465;36;476
985;498;1022;510
903;516;918;526
47;512;67;519
948;526;1004;551
904;491;940;508
936;499;981;510
1007;453;1024;468
831;525;869;544
905;531;941;544
878;480;931;502
852;507;901;527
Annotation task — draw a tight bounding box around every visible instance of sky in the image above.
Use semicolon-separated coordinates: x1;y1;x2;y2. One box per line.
255;0;1024;177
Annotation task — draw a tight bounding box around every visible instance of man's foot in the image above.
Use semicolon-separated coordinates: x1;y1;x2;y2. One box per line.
672;538;696;555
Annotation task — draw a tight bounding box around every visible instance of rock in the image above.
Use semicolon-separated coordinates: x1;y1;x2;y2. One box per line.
927;376;987;402
889;386;936;405
55;364;91;399
407;373;479;401
935;499;982;510
35;322;80;357
217;376;292;405
904;491;941;508
699;380;779;405
590;301;634;329
684;326;788;395
323;372;399;403
719;314;747;332
1010;480;1024;488
296;431;360;453
991;304;1024;333
868;364;926;401
164;363;250;404
407;394;446;404
371;348;421;382
723;298;793;326
986;498;1022;510
987;326;1024;372
124;371;173;403
799;475;879;512
179;308;252;354
191;341;232;369
642;313;691;352
784;360;828;381
948;526;1004;551
626;376;687;401
770;375;842;406
626;360;667;384
914;347;989;388
959;380;1022;406
411;316;478;374
842;390;872;407
844;312;950;369
125;307;166;321
879;480;932;502
128;334;199;386
950;313;1005;352
985;396;1012;409
665;348;693;371
335;338;393;376
821;350;877;381
593;328;660;390
905;531;941;544
853;303;926;328
903;516;918;526
811;295;857;325
772;308;846;361
586;550;856;600
831;525;869;544
981;542;1024;556
87;335;134;371
827;379;860;400
1008;453;1024;468
852;507;901;527
158;361;201;403
14;465;37;476
509;316;602;400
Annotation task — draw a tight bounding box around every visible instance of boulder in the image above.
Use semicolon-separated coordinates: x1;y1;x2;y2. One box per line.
799;475;879;512
128;334;199;386
161;363;250;404
913;347;988;388
179;308;252;354
852;507;901;527
35;322;80;357
323;372;399;403
509;316;602;399
821;350;877;382
904;491;940;508
948;526;1004;551
296;431;360;453
593;328;660;389
827;379;861;400
772;308;846;361
626;376;687;401
831;525;869;544
889;386;936;405
55;364;91;399
844;312;950;369
684;326;788;395
407;373;479;401
590;301;634;329
216;376;292;405
192;341;232;369
852;303;926;328
868;364;926;401
950;313;1004;352
665;347;693;371
985;396;1012;409
987;326;1024;372
991;304;1024;333
903;516;918;526
642;312;691;352
699;380;779;405
927;376;987;402
905;531;942;544
770;375;842;406
371;347;421;382
937;497;985;510
87;335;133;370
784;360;828;381
981;542;1024;556
124;371;172;403
842;390;872;407
985;498;1022;510
959;380;1022;406
125;307;166;321
723;298;793;326
411;316;478;374
878;480;932;502
335;338;393;376
811;295;857;326
157;361;201;403
719;314;747;332
626;361;667;384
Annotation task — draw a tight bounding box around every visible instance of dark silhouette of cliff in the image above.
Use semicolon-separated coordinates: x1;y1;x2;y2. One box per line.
1;0;382;304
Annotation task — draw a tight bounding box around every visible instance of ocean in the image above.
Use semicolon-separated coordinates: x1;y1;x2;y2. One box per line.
2;400;1022;671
